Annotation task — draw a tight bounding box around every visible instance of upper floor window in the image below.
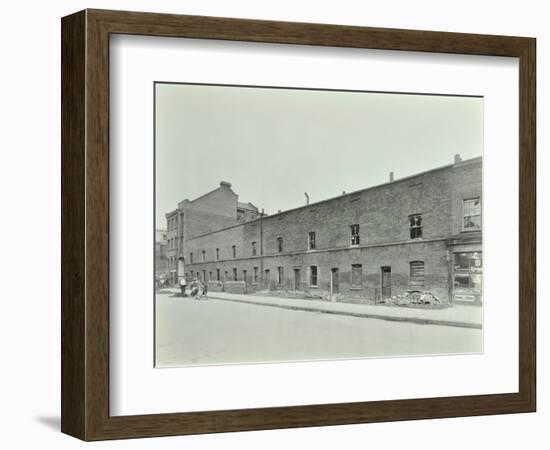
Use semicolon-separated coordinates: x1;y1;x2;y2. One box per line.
232;245;236;258
190;252;193;264
409;214;422;239
202;250;206;262
308;231;316;250
350;224;360;245
463;198;481;230
277;237;283;253
216;248;220;260
252;241;257;256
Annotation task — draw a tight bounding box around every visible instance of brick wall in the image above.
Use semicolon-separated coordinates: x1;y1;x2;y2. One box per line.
182;158;481;302
450;158;483;235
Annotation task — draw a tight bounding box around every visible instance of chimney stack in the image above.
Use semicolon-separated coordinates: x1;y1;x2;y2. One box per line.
389;171;394;182
454;154;462;164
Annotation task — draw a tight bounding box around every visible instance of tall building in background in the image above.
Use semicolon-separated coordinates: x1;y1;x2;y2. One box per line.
154;228;168;278
164;181;260;285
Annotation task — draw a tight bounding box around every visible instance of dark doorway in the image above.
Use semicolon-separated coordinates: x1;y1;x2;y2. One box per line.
264;269;270;290
381;266;391;298
331;268;339;294
294;268;301;291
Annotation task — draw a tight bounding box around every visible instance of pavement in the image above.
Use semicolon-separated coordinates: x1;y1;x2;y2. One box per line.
156;292;482;366
159;289;482;329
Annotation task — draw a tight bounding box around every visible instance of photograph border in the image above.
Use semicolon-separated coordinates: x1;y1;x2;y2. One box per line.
61;8;536;440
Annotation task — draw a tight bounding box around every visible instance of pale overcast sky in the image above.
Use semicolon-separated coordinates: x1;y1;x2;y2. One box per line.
155;83;482;227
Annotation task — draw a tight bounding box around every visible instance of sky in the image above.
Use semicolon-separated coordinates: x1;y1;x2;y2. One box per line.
155;83;482;227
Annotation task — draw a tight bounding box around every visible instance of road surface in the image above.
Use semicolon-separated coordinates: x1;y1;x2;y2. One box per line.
155;292;482;367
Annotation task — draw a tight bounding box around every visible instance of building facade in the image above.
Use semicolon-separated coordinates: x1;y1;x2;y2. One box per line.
171;156;482;304
155;228;168;277
164;181;260;285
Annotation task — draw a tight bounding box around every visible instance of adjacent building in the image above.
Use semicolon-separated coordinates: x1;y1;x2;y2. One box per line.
164;181;260;285
154;228;168;278
170;155;482;304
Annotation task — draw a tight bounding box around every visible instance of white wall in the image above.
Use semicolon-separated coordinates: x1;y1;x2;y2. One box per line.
0;0;546;448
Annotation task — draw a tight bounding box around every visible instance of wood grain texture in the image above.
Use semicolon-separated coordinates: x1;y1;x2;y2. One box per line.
60;8;536;441
61;10;86;439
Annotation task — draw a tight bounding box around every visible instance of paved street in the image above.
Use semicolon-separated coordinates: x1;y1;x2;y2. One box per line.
155;293;482;367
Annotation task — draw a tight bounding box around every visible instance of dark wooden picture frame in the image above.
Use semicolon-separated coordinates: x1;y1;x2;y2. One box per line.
61;9;536;441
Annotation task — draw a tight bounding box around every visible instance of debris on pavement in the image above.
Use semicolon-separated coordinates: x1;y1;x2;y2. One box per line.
380;290;450;309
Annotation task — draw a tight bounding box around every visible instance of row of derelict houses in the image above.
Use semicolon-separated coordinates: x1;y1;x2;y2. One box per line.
156;154;482;305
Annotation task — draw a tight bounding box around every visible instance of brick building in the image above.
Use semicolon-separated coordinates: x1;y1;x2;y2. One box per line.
155;228;168;277
171;155;482;304
164;181;260;285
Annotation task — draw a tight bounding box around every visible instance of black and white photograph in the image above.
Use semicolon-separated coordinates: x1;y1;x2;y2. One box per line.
154;82;483;367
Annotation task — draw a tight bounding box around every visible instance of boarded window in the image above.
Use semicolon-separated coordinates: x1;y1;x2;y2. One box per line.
409;214;422;239
409;261;425;290
350;224;360;245
310;266;318;286
351;264;363;288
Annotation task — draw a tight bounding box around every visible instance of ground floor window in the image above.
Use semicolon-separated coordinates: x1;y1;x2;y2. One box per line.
310;266;318;286
233;268;238;281
253;267;258;283
351;264;363;288
216;269;220;281
409;261;425;290
243;269;247;284
277;266;284;285
453;251;482;298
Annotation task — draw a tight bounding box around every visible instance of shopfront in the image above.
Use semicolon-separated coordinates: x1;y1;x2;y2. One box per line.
452;250;482;304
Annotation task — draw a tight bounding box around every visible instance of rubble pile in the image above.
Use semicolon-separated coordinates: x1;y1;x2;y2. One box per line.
382;290;450;308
